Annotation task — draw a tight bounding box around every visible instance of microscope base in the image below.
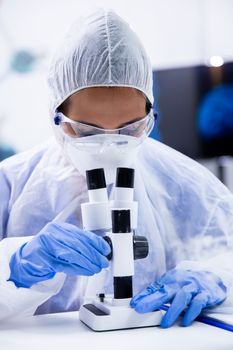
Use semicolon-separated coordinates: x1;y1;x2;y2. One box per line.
79;300;163;331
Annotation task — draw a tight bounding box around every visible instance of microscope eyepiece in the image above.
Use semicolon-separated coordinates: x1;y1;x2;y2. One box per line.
116;168;135;188
86;168;106;190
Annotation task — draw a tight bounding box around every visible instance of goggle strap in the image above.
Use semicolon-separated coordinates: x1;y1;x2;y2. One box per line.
54;115;61;125
153;112;158;121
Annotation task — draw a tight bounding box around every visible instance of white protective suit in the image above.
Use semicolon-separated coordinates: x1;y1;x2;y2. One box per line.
0;9;233;321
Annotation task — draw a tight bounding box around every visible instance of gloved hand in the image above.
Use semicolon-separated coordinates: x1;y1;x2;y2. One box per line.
130;268;226;328
8;222;111;288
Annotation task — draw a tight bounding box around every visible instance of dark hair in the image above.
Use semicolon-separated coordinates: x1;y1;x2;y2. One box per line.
145;99;152;114
57;99;69;114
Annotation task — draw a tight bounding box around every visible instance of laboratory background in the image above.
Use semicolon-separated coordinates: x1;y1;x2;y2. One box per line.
0;0;233;191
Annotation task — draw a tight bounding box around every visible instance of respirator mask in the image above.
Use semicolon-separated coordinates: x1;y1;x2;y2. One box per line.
53;110;156;183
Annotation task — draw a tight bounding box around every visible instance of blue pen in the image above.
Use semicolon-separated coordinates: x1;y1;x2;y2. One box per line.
160;305;233;333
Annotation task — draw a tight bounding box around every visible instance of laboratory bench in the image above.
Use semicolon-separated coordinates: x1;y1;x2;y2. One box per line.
0;311;232;350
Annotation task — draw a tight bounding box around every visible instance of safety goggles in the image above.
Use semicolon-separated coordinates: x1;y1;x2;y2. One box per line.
54;110;157;139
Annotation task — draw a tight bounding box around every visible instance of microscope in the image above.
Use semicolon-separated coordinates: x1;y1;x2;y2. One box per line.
79;167;162;331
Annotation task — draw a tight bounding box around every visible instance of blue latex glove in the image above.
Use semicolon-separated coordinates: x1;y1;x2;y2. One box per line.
130;269;226;328
8;222;111;288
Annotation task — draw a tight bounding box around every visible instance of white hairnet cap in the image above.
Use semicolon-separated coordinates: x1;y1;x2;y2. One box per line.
47;9;154;115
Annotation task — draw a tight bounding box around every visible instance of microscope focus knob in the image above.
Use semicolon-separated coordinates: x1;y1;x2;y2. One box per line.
133;236;149;260
103;236;113;260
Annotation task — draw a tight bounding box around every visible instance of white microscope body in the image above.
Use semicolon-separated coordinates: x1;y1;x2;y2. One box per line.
79;168;162;331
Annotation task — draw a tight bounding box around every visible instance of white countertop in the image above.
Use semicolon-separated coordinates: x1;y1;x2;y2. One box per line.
0;311;232;350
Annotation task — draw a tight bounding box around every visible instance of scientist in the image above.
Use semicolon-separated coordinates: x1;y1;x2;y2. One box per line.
0;9;233;328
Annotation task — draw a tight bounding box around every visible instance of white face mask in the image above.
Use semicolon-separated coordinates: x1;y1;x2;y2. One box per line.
63;134;143;183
